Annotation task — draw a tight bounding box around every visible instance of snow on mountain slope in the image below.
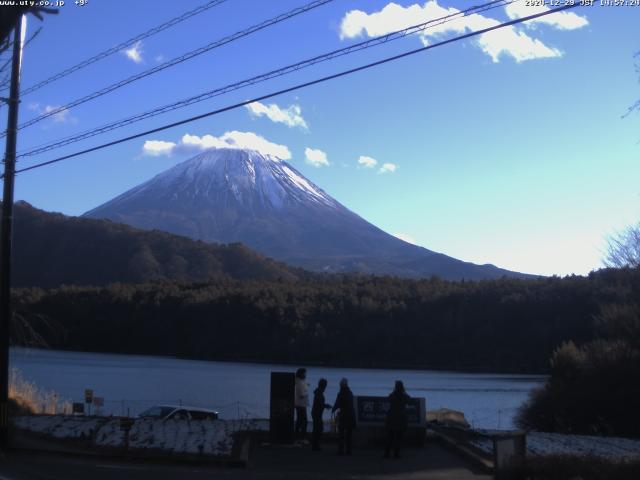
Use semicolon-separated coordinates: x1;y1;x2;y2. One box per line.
84;148;530;280
94;149;336;211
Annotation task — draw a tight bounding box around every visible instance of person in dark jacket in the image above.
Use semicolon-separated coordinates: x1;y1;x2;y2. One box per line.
384;380;411;459
311;378;332;451
332;377;356;455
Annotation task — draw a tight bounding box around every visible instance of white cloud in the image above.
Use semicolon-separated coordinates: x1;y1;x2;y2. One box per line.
43;105;71;123
378;162;398;174
246;101;308;130
180;133;228;150
142;131;291;160
142;140;176;157
476;19;562;63
183;131;291;159
394;233;417;245
155;54;166;63
505;3;588;30
340;1;459;40
304;147;329;167
123;41;144;64
358;155;378;168
29;103;75;125
338;1;573;63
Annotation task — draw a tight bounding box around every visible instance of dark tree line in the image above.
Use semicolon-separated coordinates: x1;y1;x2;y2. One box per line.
12;267;639;375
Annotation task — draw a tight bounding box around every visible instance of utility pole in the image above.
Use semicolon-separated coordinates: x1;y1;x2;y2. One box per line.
0;15;24;450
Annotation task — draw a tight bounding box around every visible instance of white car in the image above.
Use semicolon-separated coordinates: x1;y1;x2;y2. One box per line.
138;405;219;420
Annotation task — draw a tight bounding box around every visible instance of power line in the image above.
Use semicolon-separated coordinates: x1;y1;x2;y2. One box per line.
16;0;516;159
15;0;512;156
9;0;231;97
7;0;335;136
11;2;583;177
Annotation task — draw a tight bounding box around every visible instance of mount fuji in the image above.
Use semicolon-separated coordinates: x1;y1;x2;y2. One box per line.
84;148;528;280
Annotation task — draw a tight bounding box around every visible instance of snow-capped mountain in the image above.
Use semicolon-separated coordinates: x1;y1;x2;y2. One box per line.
84;148;529;280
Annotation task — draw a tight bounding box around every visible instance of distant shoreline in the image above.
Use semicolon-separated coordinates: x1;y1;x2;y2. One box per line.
10;346;549;377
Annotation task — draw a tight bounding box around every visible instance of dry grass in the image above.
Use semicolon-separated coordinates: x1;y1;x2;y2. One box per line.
9;368;71;415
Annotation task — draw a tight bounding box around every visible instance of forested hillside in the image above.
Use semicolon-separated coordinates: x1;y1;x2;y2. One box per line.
11;201;302;287
13;267;639;373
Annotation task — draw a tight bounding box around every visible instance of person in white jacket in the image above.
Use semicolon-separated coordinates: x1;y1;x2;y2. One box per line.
294;367;309;439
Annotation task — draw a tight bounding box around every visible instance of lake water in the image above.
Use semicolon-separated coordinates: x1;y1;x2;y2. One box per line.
11;348;546;430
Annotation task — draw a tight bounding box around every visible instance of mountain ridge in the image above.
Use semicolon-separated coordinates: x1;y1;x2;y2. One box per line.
10;200;303;288
84;148;532;280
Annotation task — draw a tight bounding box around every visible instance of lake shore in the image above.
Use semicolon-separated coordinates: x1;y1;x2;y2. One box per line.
11;347;545;430
12;345;549;376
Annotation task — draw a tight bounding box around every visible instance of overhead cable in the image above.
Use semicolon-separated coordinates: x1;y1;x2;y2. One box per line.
7;0;335;136
16;0;516;158
12;0;231;97
11;2;583;176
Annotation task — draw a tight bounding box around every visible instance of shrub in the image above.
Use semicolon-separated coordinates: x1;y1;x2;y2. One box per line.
517;337;640;437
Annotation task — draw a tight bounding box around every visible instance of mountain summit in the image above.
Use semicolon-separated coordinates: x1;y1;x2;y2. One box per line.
84;148;528;280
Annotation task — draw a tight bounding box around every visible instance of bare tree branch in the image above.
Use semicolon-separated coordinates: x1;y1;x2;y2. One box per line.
604;223;640;269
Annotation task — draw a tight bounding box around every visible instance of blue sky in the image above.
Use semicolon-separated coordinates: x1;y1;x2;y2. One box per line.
6;0;640;276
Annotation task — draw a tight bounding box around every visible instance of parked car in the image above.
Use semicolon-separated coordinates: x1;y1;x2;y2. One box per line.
138;405;219;420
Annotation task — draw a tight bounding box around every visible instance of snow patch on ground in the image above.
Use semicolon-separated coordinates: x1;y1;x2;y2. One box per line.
469;431;640;461
13;415;261;457
13;415;103;439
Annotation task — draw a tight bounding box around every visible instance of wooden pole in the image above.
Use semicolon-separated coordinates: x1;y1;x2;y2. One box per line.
0;14;24;449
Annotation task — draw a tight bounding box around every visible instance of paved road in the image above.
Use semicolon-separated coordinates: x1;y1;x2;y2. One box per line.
0;443;491;479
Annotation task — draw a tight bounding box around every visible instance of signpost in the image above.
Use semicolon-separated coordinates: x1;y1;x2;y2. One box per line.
120;417;135;452
354;396;426;427
72;402;85;415
93;396;104;415
84;388;93;415
351;395;427;447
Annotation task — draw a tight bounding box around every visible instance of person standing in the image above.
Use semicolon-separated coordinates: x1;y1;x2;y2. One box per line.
384;380;411;459
294;368;309;441
332;377;356;455
311;378;332;451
